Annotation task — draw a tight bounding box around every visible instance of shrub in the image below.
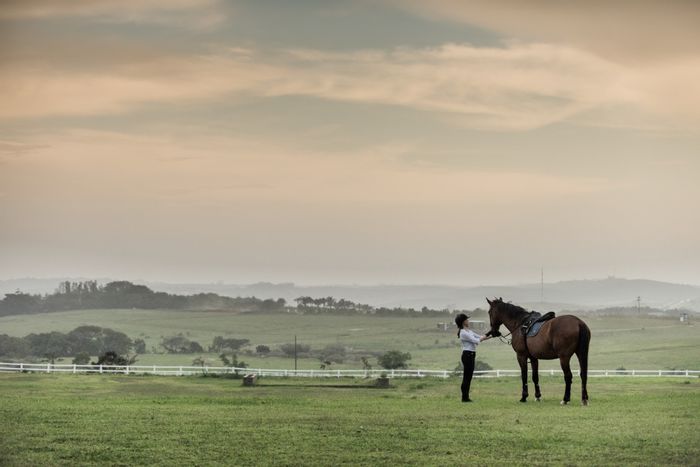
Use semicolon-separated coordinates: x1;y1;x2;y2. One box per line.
72;352;91;365
378;350;411;370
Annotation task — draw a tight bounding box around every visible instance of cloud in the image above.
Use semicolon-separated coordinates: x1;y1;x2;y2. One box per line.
0;140;48;156
0;0;225;28
389;0;700;63
1;37;698;131
0;42;630;130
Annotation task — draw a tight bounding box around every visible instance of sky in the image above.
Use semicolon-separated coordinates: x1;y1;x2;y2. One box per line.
1;0;699;286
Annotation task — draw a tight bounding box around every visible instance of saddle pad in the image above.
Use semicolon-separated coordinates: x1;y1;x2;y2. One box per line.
527;320;546;337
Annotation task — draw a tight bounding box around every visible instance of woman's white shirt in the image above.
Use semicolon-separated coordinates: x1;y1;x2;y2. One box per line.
459;328;482;352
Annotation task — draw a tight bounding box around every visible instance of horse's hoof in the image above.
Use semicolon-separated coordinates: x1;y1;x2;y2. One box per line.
560;400;568;406
520;399;527;403
536;397;541;402
582;400;589;406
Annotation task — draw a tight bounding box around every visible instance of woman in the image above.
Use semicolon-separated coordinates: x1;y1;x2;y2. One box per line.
455;313;490;402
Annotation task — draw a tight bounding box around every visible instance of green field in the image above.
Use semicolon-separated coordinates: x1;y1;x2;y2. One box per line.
0;374;698;466
1;309;698;372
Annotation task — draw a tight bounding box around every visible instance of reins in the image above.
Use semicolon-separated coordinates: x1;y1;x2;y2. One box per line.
497;330;513;345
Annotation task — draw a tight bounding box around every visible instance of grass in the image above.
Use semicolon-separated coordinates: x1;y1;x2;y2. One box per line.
1;309;698;371
0;373;698;466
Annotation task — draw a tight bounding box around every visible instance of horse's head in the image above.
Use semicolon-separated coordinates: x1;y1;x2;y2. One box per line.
485;297;504;337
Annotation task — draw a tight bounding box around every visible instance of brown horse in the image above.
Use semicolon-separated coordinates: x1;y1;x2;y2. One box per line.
485;297;591;405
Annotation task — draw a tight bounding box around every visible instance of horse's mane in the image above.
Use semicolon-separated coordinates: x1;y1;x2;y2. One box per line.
497;300;529;320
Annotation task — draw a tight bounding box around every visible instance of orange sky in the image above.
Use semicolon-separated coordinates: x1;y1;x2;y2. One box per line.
1;1;699;285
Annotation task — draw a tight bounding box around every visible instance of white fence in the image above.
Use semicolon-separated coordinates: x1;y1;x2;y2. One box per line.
0;362;698;379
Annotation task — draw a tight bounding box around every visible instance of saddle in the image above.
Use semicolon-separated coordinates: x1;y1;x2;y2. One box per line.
521;311;556;338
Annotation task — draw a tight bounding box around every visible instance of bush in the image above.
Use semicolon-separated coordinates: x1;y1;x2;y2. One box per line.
72;352;91;365
280;343;310;357
475;360;493;371
91;351;136;367
378;350;411;370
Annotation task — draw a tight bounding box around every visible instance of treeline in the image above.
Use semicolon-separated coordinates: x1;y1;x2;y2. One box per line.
0;326;254;362
0;280;471;318
0;327;383;370
293;296;463;317
0;280;287;317
0;325;134;363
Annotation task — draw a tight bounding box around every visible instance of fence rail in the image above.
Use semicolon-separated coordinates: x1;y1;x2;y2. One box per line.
0;362;698;379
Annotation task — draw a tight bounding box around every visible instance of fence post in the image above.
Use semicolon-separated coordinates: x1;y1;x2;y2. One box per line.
126;366;130;375
99;365;103;374
73;364;77;374
47;363;51;374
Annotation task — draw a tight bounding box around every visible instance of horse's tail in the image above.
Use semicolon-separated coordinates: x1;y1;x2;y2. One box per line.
577;321;590;375
577;321;591;402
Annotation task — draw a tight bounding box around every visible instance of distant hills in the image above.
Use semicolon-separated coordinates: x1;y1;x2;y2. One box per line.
2;277;699;312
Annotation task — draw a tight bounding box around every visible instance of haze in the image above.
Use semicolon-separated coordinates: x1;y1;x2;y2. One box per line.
1;1;699;286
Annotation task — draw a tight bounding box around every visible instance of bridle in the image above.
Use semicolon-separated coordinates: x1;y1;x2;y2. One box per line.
495;329;513;345
488;308;514;345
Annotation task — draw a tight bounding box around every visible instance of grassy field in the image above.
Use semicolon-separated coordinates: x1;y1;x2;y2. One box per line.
0;373;698;466
0;309;698;372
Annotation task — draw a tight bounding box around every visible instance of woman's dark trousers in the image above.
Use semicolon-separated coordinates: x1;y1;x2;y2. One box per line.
461;350;475;401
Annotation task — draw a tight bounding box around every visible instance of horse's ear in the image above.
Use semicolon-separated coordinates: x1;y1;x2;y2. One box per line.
499;296;503;302
486;297;492;305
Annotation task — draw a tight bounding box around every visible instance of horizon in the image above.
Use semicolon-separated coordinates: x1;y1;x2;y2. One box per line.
2;274;699;290
2;1;699;286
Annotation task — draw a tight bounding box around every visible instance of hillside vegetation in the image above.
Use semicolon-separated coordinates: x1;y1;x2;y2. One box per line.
1;307;697;372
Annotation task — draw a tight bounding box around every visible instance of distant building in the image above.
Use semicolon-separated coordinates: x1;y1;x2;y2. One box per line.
439;320;485;331
680;312;689;324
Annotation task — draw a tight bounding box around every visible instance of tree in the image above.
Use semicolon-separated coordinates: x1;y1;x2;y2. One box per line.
26;332;71;363
133;338;147;354
66;326;132;355
378;350;411;370
92;351;136;366
161;335;204;354
210;336;250;353
0;292;42;316
255;345;270;355
192;356;208;367
220;353;248;374
280;342;310;357
319;343;346;364
0;334;30;357
361;356;372;371
72;352;91;365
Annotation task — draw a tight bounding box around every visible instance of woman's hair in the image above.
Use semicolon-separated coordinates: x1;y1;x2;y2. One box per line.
455;313;468;337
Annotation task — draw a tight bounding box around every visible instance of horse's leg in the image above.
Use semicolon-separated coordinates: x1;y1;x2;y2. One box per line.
518;354;529;402
531;358;541;401
559;355;573;405
579;356;589;406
